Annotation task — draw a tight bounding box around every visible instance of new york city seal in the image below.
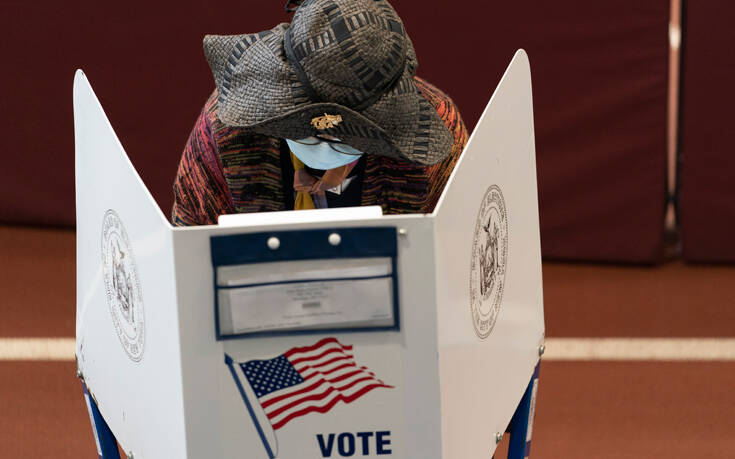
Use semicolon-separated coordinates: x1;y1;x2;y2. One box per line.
469;185;508;339
101;210;145;361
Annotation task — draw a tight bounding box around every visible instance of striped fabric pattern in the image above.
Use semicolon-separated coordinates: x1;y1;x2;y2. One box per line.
171;101;235;226
171;77;468;226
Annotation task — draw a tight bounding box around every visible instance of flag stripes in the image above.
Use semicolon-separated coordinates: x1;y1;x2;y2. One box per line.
271;381;391;430
238;337;392;430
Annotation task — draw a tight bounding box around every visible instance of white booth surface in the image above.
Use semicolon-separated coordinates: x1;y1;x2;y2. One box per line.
74;50;544;459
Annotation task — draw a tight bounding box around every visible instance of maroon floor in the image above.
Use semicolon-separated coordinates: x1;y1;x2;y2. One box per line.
497;362;735;458
2;360;734;458
543;262;735;337
2;225;735;457
0;362;96;458
0;226;75;337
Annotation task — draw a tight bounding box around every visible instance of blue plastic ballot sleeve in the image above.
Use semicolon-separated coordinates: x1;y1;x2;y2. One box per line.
211;228;400;339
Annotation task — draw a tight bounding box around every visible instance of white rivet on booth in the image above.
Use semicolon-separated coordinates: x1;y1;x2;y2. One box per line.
267;236;280;250
328;233;341;246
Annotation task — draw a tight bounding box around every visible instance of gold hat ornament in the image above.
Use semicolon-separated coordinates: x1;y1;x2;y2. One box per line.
310;113;343;130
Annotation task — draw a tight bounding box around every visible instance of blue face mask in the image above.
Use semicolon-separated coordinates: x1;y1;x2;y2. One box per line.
286;138;363;170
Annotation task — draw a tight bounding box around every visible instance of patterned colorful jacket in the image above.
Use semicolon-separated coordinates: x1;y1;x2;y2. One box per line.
171;77;467;226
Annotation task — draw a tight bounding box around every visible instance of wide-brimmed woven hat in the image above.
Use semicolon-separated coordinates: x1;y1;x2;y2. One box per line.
203;0;453;165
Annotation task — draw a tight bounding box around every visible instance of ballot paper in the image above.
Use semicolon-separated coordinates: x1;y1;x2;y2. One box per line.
216;257;395;336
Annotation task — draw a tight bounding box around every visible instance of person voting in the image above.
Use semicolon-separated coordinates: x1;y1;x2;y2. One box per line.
171;0;468;225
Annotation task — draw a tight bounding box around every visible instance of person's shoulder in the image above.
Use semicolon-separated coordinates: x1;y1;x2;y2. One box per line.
200;88;283;166
203;89;220;125
414;77;459;112
203;89;278;139
413;76;466;148
413;76;463;127
202;89;271;144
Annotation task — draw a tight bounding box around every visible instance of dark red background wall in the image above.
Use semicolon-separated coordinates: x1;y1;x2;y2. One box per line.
1;1;670;262
678;0;735;262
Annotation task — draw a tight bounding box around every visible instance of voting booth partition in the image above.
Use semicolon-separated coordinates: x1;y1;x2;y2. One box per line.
74;50;545;458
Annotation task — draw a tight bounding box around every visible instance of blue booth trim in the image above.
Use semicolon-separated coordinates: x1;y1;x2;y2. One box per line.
82;382;121;459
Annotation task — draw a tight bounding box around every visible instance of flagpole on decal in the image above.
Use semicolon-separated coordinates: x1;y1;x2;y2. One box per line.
225;354;278;459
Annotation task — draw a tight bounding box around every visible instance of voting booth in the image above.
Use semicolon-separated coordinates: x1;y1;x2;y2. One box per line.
74;50;544;459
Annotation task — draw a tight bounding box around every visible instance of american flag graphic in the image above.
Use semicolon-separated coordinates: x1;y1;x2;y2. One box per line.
231;337;392;430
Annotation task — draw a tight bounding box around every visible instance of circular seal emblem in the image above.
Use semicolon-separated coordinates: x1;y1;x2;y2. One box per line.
101;210;145;362
469;185;508;339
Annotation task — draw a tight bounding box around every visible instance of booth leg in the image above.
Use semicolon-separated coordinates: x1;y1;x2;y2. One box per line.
506;363;541;459
82;382;121;459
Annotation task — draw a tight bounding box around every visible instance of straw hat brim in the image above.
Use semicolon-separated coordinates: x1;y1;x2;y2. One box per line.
204;24;453;165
